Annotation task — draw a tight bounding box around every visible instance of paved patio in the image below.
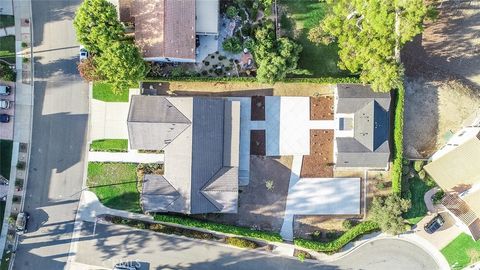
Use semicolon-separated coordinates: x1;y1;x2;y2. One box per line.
195;35;218;63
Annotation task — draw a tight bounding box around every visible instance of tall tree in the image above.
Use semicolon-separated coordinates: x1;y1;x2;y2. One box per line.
370;194;411;235
96;41;147;93
309;0;426;91
254;21;302;83
73;0;125;53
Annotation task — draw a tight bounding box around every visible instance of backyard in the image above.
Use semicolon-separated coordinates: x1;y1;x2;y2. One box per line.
279;0;346;77
0;35;15;64
0;140;13;179
87;162;141;213
442;233;480;270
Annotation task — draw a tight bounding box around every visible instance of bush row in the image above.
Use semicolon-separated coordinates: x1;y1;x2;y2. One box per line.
391;84;405;194
154;214;283;242
294;221;380;253
143;76;360;84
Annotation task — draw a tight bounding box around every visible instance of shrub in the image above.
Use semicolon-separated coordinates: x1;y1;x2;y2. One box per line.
294;221;379;253
154;214;282;242
142;76;360;84
222;37;243;54
433;190;445;204
226;6;238;19
370;194;411;235
243;38;255;52
342;219;354;230
225;237;258;249
16;161;26;170
413;160;424;172
0;62;15;82
418;169;426;180
392;85;405;194
204;61;210;66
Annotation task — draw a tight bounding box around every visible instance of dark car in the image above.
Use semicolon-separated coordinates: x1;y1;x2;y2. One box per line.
0;114;10;123
424;214;445;234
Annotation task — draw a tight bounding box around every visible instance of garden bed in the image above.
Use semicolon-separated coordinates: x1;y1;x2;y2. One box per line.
250;130;266;156
251;96;265;121
310;96;333;120
301;129;334;178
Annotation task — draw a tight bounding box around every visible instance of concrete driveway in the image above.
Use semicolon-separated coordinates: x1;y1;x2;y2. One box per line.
90;99;129;140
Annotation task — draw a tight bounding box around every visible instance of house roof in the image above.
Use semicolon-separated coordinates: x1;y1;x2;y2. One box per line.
195;0;219;34
442;193;480;240
424;132;480;192
129;96;240;214
335;84;391;168
132;0;196;60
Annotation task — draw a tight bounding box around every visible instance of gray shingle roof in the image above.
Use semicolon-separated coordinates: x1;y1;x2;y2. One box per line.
335;84;391;169
132;96;240;214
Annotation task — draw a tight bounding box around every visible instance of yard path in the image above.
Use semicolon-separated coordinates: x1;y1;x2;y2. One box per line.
280;155;303;241
88;151;164;164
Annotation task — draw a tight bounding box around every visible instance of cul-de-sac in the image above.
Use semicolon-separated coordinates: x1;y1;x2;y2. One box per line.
0;0;479;269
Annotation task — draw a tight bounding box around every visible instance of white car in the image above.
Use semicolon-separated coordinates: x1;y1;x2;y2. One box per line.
79;46;89;61
0;99;11;110
0;85;11;96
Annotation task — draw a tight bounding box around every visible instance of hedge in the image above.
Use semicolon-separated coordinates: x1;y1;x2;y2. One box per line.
294;221;380;253
225;237;259;249
143;76;360;84
391;84;405;194
154;214;283;242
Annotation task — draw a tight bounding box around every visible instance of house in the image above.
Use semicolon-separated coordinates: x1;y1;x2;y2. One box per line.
424;114;480;240
117;0;219;62
334;84;391;170
127;95;240;214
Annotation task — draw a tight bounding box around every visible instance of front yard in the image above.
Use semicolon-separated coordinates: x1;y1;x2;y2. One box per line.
279;0;346;77
0;140;13;179
0;15;14;28
93;82;130;102
442;233;480;270
87;162;141;213
0;36;15;65
90;139;128;152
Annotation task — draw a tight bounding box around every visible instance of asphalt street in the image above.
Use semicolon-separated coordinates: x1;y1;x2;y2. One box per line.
74;222;440;270
13;0;89;269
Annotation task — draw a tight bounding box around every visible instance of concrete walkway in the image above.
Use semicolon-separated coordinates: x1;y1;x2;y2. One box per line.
88;151;164;163
279;155;303;241
424;187;442;213
0;26;14;37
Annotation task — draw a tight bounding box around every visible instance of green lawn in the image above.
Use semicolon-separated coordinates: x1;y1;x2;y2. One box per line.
0;36;15;64
87;162;141;213
90;139;128;152
0;140;13;180
92;82;130;102
0;15;15;28
280;0;347;77
442;233;480;270
404;177;435;224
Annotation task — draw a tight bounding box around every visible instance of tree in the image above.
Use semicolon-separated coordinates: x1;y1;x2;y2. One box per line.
309;0;427;91
254;21;302;83
77;57;104;82
370;194;411;235
222;37;243;53
73;0;125;53
0;62;15;82
226;6;238;19
96;41;147;93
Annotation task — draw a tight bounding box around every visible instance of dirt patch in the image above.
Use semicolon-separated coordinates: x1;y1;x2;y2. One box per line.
162;81;333;97
251;96;265;120
294;216;361;240
401;0;480;158
310;96;334;120
250;130;266;156
198;156;292;232
300;130;334;178
366;170;392;215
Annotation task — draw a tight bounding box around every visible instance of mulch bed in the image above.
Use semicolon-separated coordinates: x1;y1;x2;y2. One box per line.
310;96;334;120
300;129;334;178
251;96;265;121
250;130;266;156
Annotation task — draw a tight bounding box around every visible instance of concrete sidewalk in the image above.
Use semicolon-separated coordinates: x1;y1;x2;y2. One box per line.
88;151;164;163
279;155;303;241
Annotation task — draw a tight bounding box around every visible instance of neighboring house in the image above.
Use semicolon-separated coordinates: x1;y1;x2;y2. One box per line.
117;0;219;62
127;95;240;214
333;84;391;170
424;114;480;240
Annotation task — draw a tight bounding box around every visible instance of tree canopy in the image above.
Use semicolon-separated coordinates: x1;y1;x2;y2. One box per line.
96;41;147;93
370;194;411;235
73;0;125;53
254;21;302;83
309;0;427;91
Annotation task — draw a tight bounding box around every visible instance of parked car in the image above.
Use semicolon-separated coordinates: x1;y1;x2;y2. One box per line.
79;46;89;61
424;214;445;234
0;85;11;96
16;212;29;234
113;261;140;270
0;99;11;110
0;114;10;123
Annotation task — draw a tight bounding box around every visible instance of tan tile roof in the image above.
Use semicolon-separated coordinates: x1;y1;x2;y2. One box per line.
133;0;196;60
